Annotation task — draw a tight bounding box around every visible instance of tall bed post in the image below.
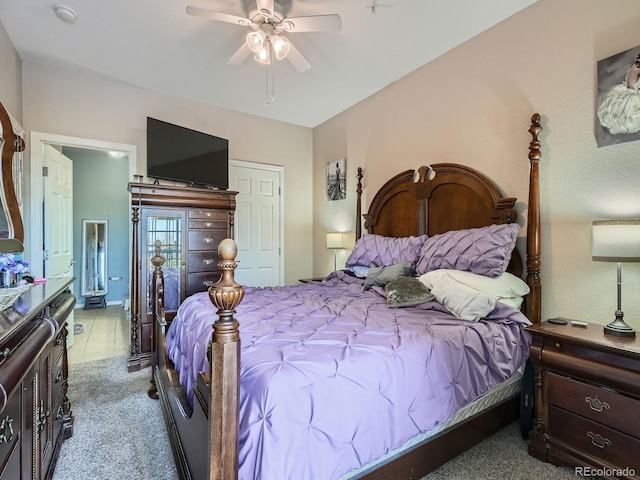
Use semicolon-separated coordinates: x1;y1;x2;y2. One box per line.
526;113;542;325
356;167;363;241
208;239;245;480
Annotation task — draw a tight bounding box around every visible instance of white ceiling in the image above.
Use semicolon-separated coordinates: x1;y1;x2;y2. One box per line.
0;0;537;128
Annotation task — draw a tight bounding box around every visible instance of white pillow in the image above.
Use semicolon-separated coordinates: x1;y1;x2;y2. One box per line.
419;269;529;309
430;277;495;321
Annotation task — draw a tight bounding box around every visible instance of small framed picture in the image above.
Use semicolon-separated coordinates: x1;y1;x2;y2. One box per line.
327;158;346;201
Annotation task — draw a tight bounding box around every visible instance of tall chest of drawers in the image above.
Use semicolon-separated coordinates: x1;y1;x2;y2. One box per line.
127;183;237;371
527;321;640;479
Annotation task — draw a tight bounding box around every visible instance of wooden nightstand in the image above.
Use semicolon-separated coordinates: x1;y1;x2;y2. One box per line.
298;277;326;283
526;320;640;479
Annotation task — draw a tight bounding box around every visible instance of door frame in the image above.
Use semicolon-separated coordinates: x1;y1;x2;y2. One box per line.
28;132;137;278
229;159;285;285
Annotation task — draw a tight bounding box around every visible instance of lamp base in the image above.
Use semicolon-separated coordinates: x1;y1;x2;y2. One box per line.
604;311;636;338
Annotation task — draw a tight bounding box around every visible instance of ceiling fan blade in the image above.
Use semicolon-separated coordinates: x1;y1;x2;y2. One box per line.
227;43;252;66
286;43;311;73
186;6;253;27
256;0;276;18
283;14;342;33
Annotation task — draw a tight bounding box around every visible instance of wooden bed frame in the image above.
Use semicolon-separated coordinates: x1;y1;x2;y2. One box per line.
148;113;543;480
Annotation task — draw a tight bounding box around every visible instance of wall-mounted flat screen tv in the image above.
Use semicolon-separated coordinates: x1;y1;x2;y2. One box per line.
146;117;229;189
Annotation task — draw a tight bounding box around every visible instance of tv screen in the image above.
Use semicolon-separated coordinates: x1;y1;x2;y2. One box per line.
146;117;229;189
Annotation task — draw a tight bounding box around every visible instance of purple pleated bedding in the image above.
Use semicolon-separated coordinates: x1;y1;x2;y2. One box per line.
166;271;532;480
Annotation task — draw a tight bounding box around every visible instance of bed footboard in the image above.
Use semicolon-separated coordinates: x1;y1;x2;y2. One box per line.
149;238;245;480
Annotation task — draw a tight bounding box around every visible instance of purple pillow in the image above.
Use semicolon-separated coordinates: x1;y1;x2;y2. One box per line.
414;223;520;278
345;234;428;268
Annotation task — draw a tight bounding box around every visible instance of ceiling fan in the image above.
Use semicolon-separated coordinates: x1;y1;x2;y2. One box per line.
186;0;342;73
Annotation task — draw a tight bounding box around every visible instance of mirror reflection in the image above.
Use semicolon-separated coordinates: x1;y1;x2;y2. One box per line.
82;219;108;307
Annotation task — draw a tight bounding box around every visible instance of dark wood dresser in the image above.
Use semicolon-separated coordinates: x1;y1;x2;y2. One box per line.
527;320;640;479
127;183;236;371
0;278;75;480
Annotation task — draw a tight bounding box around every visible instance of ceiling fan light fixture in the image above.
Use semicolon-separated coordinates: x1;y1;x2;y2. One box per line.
254;49;271;65
272;35;290;60
246;31;266;53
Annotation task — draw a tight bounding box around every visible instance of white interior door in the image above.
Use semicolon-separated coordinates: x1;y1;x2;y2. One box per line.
43;144;75;346
229;162;282;287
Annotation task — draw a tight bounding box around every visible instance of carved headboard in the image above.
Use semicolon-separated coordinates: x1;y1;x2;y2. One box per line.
358;163;522;277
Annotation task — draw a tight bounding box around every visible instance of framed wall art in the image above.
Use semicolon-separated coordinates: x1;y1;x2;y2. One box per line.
596;44;640;147
327;158;346;201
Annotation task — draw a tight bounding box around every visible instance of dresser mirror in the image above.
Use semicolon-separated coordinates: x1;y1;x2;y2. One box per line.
0;100;25;242
81;219;108;298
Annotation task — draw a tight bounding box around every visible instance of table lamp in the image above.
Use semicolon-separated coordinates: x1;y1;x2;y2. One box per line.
592;220;640;337
326;232;345;272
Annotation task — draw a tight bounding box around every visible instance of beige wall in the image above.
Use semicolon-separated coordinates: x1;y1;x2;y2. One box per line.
313;0;640;330
0;20;22;122
21;62;313;285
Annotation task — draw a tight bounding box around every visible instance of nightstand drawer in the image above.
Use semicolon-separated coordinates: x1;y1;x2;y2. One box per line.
547;373;640;438
548;406;640;472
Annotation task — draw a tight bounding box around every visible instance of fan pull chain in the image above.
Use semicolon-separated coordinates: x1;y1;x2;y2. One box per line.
264;38;277;106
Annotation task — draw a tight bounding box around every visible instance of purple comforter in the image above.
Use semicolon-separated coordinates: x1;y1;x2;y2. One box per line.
166;271;531;480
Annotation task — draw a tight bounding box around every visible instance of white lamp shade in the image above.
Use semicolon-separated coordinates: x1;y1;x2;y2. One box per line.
326;232;344;249
592;220;640;262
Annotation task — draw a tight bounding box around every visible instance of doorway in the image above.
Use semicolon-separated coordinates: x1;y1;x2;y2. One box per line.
29;132;136;360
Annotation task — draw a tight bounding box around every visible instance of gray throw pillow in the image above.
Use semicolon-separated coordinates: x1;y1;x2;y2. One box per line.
385;277;434;308
363;262;411;290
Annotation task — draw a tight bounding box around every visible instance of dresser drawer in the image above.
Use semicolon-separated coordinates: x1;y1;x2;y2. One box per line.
548;406;640;472
188;252;220;273
188;230;226;251
186;272;221;297
547;373;640;438
188;209;228;222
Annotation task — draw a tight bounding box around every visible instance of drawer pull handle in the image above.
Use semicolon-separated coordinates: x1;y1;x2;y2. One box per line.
0;416;14;444
204;212;212;217
585;396;610;413
203;259;214;265
587;431;611;449
37;401;50;432
55;370;64;383
56;405;65;420
0;347;10;360
205;222;214;228
203;280;214;288
203;237;214;244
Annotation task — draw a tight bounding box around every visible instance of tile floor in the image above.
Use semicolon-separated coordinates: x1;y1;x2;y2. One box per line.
67;305;130;365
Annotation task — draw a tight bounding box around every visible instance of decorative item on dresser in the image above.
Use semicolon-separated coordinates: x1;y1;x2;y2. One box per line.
145;113;544;480
127;182;237;372
527;320;640;478
0;274;75;480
